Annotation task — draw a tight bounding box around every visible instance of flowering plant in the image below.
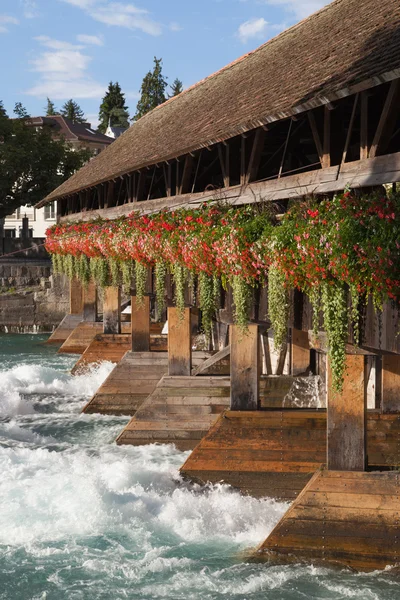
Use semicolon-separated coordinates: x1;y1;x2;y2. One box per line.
47;192;400;390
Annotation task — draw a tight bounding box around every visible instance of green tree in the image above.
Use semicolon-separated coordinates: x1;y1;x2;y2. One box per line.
169;78;183;98
14;102;30;119
98;81;129;133
45;97;58;116
134;57;167;121
60;99;86;123
0;102;91;219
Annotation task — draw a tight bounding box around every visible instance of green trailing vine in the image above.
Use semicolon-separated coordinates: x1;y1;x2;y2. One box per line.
231;275;252;334
321;282;348;392
155;261;167;320
120;260;134;293
109;258;121;287
267;264;289;350
198;271;215;338
135;261;148;305
172;264;187;318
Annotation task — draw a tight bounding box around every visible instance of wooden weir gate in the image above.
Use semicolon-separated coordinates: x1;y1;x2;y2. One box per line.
54;278;400;571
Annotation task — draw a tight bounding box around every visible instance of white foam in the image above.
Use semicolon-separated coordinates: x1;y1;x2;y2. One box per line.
0;362;114;417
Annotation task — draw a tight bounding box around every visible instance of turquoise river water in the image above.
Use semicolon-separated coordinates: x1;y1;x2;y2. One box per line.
0;333;399;600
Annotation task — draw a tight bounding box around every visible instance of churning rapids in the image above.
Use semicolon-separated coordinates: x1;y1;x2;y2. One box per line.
0;334;399;600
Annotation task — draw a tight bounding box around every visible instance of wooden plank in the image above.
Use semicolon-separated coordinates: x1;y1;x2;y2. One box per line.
370;80;400;158
192;345;231;376
230;324;259;410
360;91;369;160
322;106;331;168
103;286;121;335
327;354;366;471
341;93;359;165
382;355;400;412
70;277;83;315
179;155;194;194
168;307;191;376
307;112;323;165
291;329;310;376
83;279;97;322
217;145;229;188
131;295;150;352
246;129;265;183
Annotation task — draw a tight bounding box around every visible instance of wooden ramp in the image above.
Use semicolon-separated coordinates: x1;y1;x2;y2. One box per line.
116;374;230;450
254;469;400;571
58;321;104;354
82;351;169;415
46;314;82;345
71;327;167;374
180;411;400;500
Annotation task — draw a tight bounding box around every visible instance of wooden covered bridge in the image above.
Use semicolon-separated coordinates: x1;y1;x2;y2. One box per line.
38;0;400;572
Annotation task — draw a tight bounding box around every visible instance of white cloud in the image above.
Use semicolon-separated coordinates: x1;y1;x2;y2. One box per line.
25;36;106;100
0;14;19;33
61;0;162;36
169;22;183;32
34;35;84;50
76;33;104;46
238;17;268;43
21;0;39;19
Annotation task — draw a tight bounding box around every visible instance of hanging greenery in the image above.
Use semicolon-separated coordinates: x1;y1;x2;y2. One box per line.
46;192;400;391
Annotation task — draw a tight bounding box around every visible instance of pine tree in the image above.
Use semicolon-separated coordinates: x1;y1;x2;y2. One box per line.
0;101;7;119
169;78;183;98
98;81;129;133
45;98;58;116
133;57;167;121
14;102;30;119
60;99;86;123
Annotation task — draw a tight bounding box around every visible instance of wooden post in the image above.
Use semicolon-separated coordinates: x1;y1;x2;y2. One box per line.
83;279;97;322
168;307;191;376
131;295;150;352
381;355;400;413
103;286;121;334
230;324;259;411
69;277;83;315
327;354;366;471
291;328;310;376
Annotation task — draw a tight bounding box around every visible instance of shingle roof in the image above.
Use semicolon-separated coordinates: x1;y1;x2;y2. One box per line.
41;0;400;204
29;115;113;145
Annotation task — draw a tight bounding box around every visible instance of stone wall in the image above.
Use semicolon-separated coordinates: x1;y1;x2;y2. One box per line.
0;257;69;332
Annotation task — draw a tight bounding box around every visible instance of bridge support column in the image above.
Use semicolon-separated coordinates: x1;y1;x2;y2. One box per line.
83;279;97;322
103;286;121;334
230;324;259;411
131;295;150;352
70;277;83;315
327;354;366;471
168;307;191;376
381;355;400;413
291;328;310;375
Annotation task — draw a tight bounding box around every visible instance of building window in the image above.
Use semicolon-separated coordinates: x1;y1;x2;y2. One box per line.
44;202;56;220
5;229;16;238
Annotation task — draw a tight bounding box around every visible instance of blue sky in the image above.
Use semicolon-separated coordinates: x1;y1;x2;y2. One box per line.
0;0;329;128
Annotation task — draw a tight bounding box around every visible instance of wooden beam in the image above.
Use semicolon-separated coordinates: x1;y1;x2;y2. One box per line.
103;286;121;335
179;155;194;194
370;80;400;158
246;129;266;183
83;279;97;322
131;295;150;352
240;135;246;185
230;324;259;410
291;329;310;376
168;307;192;376
308;111;323;166
136;171;145;202
341;93;359;165
193;345;231;376
69;277;83;315
327;354;366;471
381;355;400;413
163;163;171;197
323;106;331;168
218;144;230;188
360;91;369;160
